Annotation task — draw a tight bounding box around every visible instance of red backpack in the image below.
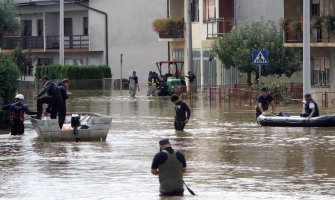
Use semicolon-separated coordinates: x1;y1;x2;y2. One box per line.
11;104;24;123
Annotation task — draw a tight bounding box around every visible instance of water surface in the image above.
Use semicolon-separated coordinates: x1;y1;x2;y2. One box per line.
1;89;335;200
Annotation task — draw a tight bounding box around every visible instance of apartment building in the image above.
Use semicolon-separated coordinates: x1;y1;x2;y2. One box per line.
283;0;335;96
1;0;168;83
160;0;290;87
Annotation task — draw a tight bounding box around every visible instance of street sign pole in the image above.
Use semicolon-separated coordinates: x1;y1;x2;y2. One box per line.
252;49;268;95
258;64;261;95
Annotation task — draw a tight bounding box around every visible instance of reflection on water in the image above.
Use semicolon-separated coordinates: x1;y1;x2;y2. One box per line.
0;89;335;200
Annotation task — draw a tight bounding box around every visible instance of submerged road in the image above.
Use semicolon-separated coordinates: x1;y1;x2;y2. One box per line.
1;89;335;200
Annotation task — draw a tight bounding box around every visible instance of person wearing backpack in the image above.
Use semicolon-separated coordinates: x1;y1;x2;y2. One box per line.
2;94;37;135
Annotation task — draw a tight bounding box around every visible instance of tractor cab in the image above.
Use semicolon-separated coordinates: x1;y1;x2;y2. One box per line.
155;61;186;95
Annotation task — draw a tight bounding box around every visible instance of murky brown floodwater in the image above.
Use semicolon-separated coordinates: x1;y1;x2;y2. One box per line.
1;88;335;200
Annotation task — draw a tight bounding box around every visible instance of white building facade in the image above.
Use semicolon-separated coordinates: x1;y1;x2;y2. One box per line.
2;0;168;84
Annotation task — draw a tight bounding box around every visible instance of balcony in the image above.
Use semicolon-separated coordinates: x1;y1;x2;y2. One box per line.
153;18;185;42
281;16;335;47
2;35;89;50
205;17;234;39
158;29;184;41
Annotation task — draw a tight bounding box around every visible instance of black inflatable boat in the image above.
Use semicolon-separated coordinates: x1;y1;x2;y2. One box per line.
257;114;335;127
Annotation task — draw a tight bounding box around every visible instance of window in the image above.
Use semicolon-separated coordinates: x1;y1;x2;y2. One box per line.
37;19;43;36
312;57;329;86
83;17;88;35
205;0;216;20
37;58;53;66
311;0;320;16
191;0;199;22
193;50;201;85
172;49;184;61
203;50;217;86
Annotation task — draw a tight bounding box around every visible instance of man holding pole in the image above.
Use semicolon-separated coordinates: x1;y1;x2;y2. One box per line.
151;138;186;196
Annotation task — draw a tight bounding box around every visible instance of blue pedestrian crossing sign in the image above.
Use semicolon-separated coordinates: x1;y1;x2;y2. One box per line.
252;50;268;65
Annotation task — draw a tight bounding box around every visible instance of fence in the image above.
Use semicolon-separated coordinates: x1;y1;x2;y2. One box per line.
180;83;335;110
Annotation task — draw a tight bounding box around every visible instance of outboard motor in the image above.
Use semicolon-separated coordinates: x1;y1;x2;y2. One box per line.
71;114;80;129
71;114;80;142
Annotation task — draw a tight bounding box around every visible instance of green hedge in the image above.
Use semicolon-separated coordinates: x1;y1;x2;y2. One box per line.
0;54;20;129
35;65;112;80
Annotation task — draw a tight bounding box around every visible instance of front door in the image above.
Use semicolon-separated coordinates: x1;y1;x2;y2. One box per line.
64;18;73;48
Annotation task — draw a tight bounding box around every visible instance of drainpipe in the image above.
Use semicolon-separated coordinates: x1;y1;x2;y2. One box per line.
75;0;109;66
167;0;170;61
60;0;64;65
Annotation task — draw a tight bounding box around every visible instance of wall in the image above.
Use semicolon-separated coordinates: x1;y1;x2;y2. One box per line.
90;0;168;84
235;0;283;25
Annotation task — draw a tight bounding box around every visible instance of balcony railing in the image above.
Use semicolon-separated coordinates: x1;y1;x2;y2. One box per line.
205;17;234;38
159;29;184;39
284;29;335;43
2;35;89;49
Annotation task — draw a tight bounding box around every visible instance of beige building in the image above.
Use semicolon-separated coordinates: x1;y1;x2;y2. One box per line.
283;0;335;98
160;0;308;88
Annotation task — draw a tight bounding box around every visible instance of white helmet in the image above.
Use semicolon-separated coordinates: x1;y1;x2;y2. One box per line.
15;94;24;100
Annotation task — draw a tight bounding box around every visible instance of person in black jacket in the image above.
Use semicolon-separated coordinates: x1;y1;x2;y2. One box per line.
34;75;63;119
57;78;71;128
170;94;191;131
2;94;37;135
44;78;72;128
300;93;320;118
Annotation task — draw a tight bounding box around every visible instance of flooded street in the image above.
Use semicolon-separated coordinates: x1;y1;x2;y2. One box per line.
1;89;335;200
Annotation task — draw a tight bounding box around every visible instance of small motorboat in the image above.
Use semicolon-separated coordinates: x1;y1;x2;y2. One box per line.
257;113;335;127
30;112;112;142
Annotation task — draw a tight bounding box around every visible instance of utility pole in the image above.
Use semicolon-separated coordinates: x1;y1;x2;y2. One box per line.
120;53;123;91
184;0;192;88
59;0;64;65
303;0;311;96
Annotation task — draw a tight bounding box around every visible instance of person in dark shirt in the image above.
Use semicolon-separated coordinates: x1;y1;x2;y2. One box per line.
129;71;140;97
256;87;275;119
34;75;63;119
170;94;191;131
2;94;37;135
151;138;186;196
185;71;197;93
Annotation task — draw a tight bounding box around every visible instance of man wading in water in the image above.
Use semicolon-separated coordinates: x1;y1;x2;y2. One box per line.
170;94;191;131
151;139;187;196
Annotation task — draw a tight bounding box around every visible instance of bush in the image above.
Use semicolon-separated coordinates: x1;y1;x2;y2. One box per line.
152;17;184;35
252;82;288;103
0;53;20;129
35;65;112;80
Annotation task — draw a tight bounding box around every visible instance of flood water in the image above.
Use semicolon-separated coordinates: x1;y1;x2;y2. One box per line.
1;88;335;200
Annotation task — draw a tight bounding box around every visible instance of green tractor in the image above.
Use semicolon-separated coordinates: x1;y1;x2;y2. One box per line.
155;61;186;95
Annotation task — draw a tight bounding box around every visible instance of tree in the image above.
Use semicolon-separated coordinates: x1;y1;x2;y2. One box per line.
0;0;20;46
10;46;33;80
212;20;302;86
0;53;20;129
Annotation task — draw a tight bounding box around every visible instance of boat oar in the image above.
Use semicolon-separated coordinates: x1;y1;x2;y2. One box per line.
183;180;196;195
